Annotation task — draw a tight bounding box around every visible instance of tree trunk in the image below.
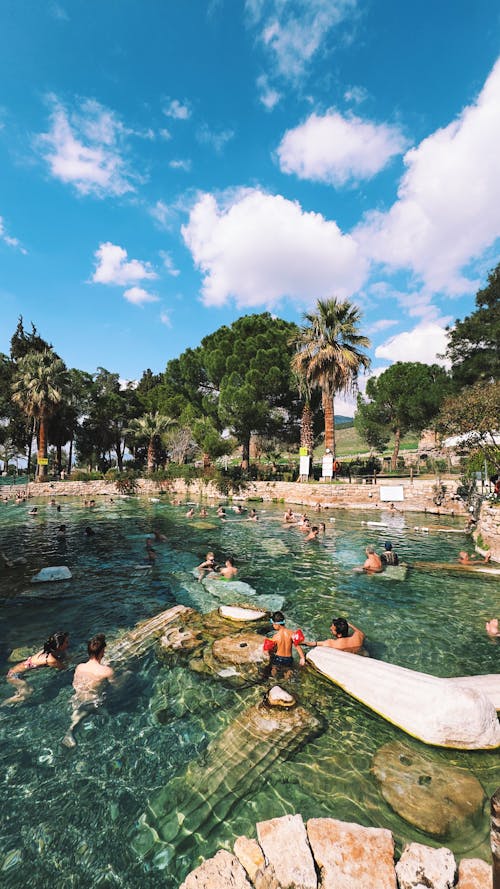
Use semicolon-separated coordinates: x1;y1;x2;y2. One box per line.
241;436;250;470
147;440;155;472
26;420;34;478
301;402;314;455
37;416;48;480
203;452;211;470
116;439;124;471
322;390;336;455
391;427;401;470
68;436;73;475
56;443;62;476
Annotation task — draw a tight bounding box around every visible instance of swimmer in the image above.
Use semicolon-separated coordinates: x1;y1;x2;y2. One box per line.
318;522;326;535
3;631;69;705
218;557;238;580
265;611;305;677
63;634;114;748
152;529;167;542
145;537;157;564
28;506;38;515
199;507;208;517
56;524;67;538
0;551;27;568
283;508;295;523
83;526;95;537
305;618;365;654
458;550;491;565
362;545;383;573
217;506;227;519
186;507;195;518
248;509;258;521
305;525;319;541
197;551;217;581
486;618;500;637
233;505;244;514
380;541;399;566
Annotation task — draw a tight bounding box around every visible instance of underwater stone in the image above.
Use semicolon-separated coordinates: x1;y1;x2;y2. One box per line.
256;814;317;889
266;685;295;708
371;741;486;837
395;842;456;889
307;817;396;889
212;634;269;666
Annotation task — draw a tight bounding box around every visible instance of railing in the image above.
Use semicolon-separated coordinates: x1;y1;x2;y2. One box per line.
0;474;29;487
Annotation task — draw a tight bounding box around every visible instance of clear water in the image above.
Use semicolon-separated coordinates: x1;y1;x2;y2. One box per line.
0;496;498;887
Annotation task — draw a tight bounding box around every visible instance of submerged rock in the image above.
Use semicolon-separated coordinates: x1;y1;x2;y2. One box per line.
372;741;486;837
144;696;322;849
266;686;295;708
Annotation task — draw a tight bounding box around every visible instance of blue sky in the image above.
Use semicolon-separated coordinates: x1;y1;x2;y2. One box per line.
1;0;499;410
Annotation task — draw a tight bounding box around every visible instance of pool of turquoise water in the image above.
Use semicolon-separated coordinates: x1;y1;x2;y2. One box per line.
0;496;498;887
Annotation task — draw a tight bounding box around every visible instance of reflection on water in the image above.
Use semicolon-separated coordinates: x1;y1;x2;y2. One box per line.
0;497;498;886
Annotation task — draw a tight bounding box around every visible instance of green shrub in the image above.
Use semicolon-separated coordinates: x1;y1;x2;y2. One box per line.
70;470;104;481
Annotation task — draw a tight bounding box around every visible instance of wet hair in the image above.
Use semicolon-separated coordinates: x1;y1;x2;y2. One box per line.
43;631;69;659
332;618;349;638
384;541;393;550
365;545;375;554
311;526;319;532
271;610;285;625
226;557;235;566
84;526;95;535
87;633;107;659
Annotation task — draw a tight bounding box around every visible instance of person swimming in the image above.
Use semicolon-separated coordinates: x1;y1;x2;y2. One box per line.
63;633;115;748
486;618;499;637
218;557;238;580
3;631;70;704
265;610;305;677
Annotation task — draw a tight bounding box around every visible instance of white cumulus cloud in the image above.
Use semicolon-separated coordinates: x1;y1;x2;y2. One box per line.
277;111;407;186
181;188;366;308
247;0;357;81
0;215;27;253
39;97;135;197
163;98;191;120
92;242;157;286
356;57;500;294
375;322;450;366
123;287;160;306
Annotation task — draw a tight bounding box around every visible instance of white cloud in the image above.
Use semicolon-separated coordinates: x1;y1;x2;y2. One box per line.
344;85;368;105
0;215;27;253
159;128;172;141
197;124;234;153
92;242;157;286
182;188;366;308
159;250;180;276
169;159;192;172
163;98;191;120
256;74;281;110
277;111;407;186
366;318;398;334
39;97;135;197
356;57;500;294
160;310;172;327
150;200;172;228
247;0;357;80
375;322;450;366
123;287;160;306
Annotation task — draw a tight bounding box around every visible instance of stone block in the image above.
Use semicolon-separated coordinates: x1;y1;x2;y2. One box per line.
234;835;265;883
457;858;492;889
257;814;317;889
307;817;396;889
395;842;456;889
179;849;252;889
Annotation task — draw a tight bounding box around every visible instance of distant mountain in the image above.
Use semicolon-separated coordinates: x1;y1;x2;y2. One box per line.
335;415;354;427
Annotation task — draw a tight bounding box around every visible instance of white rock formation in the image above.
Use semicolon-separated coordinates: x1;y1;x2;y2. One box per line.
256;814;317;889
395;842;456;889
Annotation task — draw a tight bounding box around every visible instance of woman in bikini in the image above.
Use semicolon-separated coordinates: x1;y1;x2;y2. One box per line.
3;631;70;704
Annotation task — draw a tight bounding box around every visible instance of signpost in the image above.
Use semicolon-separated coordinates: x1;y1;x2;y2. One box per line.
322;453;334;480
299;447;310;481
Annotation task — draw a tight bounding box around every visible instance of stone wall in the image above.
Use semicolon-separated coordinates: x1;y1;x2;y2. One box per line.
2;476;468;517
180;812;492;889
475;503;500;563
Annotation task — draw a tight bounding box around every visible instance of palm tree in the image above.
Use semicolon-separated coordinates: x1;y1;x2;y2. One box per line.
12;350;70;480
291;298;371;456
127;412;177;471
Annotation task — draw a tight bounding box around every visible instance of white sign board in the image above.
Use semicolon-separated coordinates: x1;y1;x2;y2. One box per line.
322;454;334;479
299;455;311;477
380;485;404;502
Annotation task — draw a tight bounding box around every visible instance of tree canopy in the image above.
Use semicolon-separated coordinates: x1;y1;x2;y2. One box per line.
355;362;450;469
445;262;500;388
